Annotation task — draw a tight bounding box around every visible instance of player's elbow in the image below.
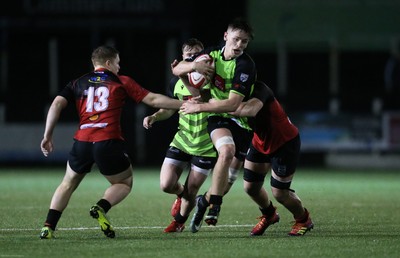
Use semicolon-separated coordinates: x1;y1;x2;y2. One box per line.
229;101;242;112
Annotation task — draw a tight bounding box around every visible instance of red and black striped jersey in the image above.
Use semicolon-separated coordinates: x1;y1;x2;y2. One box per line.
59;69;149;142
251;81;298;154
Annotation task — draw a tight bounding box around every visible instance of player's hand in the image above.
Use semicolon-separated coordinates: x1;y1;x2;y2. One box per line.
143;115;157;129
180;102;200;114
188;95;203;104
41;138;53;157
193;60;214;77
170;59;179;71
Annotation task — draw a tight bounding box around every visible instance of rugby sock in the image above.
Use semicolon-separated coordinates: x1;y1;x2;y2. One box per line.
44;209;62;230
97;199;112;213
174;212;188;224
295;208;309;223
260;201;275;218
209;195;223;206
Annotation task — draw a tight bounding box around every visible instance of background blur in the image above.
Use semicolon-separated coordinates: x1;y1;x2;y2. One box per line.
1;0;399;169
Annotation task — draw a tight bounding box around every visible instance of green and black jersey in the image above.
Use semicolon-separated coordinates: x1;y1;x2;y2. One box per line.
166;77;216;157
205;46;257;131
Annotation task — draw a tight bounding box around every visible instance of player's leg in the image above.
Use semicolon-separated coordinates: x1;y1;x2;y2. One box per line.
199;128;234;226
270;172;313;236
201;157;243;227
166;158;212;233
224;157;243;195
40;162;87;239
205;123;251;226
161;147;190;218
160;157;185;195
182;163;211;217
160;161;185;217
209;127;235;198
269;135;313;236
90;140;133;238
40;140;93;239
244;144;280;236
49;162;86;211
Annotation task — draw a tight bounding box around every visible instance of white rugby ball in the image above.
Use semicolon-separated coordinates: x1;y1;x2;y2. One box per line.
188;54;215;89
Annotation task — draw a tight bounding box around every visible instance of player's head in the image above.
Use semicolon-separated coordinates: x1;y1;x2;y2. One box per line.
182;38;204;60
91;45;120;75
223;18;254;60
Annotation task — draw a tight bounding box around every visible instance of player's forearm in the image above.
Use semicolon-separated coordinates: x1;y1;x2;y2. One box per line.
172;61;195;77
152;109;175;122
43;101;64;138
231;99;263;117
44;96;68;137
144;93;183;110
198;99;240;113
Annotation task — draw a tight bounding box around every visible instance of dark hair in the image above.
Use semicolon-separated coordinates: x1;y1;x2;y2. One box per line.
181;38;204;52
91;45;119;65
227;17;254;40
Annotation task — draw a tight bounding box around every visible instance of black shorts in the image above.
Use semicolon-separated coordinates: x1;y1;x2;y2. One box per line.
246;135;301;177
68;139;131;176
165;146;217;170
207;116;252;161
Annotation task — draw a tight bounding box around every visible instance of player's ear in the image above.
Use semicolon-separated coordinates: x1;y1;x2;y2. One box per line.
223;31;228;41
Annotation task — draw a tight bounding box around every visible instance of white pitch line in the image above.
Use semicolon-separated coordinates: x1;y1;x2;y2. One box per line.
0;224;254;232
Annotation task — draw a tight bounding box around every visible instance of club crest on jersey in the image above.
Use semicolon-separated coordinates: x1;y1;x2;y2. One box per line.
240;73;249;82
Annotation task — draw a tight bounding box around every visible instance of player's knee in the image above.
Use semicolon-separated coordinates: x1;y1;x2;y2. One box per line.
243;168;265;196
218;146;235;162
215;136;235;161
270;177;292;203
160;181;174;193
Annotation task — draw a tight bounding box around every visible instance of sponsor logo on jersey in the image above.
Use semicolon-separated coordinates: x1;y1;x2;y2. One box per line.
80;123;108;129
89;75;107;83
213;74;225;91
89;114;99;121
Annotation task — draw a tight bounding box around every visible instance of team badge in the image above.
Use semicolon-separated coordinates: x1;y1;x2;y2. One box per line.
240;73;249;82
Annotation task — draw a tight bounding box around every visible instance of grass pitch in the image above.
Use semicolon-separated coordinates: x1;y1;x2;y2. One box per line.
0;167;399;258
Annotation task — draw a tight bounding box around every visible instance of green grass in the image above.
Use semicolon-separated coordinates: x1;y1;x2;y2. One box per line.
0;167;399;258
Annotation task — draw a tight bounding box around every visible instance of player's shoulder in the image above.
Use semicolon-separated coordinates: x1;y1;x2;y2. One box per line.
254;81;275;101
206;45;221;53
238;51;255;64
205;45;223;58
118;74;132;83
169;76;180;85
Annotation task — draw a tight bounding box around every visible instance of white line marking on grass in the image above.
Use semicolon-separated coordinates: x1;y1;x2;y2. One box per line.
1;224;254;232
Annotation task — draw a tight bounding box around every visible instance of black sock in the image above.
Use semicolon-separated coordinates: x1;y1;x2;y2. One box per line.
259;201;275;218
174;213;188;224
97;199;112;213
209;195;223;206
44;209;62;231
296;208;309;223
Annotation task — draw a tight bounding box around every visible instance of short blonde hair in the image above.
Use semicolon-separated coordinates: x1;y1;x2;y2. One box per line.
91;45;119;65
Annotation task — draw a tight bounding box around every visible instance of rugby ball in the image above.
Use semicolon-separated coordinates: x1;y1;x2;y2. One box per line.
188;54;215;89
